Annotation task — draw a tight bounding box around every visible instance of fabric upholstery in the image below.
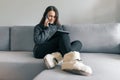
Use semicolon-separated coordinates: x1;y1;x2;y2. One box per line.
0;27;9;50
64;23;120;53
10;26;34;51
0;51;45;80
33;53;120;80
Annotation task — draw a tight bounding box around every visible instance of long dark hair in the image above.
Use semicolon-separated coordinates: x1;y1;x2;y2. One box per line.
39;6;61;26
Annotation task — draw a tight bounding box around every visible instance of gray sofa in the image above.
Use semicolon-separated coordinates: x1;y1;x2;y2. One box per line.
0;26;45;80
0;23;120;80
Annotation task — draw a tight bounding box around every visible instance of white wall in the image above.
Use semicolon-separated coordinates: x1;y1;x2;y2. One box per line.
0;0;120;26
116;0;120;22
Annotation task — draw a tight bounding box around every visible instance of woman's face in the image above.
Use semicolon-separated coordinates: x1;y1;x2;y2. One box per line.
47;10;56;24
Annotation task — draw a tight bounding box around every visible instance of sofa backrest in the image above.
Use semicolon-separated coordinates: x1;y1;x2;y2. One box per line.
10;26;34;51
0;27;10;51
0;26;34;51
64;23;120;53
0;24;120;53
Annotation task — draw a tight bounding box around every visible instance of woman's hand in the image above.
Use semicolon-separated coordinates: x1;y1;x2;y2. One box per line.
44;17;49;27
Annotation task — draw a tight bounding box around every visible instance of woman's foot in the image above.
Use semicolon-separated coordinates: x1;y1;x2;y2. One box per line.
62;51;92;76
44;52;62;69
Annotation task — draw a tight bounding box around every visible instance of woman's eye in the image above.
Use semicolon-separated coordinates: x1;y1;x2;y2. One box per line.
48;15;56;18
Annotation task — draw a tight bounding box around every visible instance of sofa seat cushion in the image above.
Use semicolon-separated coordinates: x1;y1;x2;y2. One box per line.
33;53;120;80
0;51;45;80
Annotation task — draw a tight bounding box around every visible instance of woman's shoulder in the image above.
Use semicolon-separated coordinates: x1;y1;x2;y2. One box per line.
35;24;49;31
34;24;41;32
35;24;42;27
34;24;44;29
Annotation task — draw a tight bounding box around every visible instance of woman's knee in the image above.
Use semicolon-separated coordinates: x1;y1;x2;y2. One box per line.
76;40;82;47
71;40;82;49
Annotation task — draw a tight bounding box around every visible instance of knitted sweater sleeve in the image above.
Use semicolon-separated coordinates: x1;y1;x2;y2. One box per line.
34;24;57;44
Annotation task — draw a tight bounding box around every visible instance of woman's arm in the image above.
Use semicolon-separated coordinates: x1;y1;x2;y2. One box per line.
34;24;57;44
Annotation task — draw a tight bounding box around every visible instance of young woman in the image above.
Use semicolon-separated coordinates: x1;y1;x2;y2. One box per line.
33;6;92;76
